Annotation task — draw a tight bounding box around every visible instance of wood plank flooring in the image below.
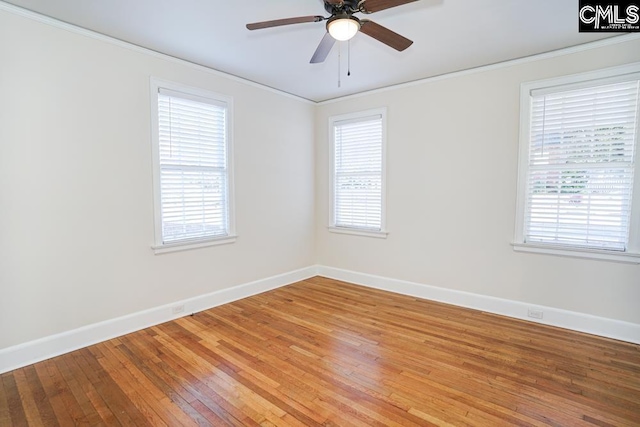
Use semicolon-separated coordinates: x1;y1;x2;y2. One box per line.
2;276;639;426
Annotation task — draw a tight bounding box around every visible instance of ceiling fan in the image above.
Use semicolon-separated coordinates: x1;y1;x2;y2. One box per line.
246;0;419;64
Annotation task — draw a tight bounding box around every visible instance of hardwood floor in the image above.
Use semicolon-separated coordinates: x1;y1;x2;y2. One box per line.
2;276;639;426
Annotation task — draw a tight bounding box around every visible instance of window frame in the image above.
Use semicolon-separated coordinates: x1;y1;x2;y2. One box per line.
513;63;640;264
329;108;388;238
150;77;236;254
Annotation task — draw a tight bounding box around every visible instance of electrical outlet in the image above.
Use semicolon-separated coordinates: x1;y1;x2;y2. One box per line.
528;309;543;319
172;304;185;315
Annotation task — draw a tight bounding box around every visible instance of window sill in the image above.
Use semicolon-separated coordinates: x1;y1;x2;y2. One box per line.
328;226;388;239
511;242;640;264
152;235;237;254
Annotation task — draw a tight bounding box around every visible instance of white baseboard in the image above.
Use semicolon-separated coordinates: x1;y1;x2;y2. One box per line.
3;265;637;374
0;266;317;374
316;266;640;345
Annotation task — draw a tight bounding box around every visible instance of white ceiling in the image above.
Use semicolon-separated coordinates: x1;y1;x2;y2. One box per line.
4;0;620;102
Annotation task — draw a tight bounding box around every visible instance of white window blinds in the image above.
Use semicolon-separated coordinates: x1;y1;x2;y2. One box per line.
157;89;229;244
524;78;639;251
333;114;383;231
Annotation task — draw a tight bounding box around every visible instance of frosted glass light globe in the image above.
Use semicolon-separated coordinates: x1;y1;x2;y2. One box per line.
328;18;359;41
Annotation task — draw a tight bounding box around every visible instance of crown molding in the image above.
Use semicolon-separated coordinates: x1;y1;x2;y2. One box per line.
317;33;640;105
0;1;315;105
4;1;639;106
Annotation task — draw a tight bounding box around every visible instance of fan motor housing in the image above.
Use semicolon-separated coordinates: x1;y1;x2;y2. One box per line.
324;0;361;14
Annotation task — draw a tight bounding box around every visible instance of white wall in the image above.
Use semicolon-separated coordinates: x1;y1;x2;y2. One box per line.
0;9;315;350
2;4;639;356
315;37;640;325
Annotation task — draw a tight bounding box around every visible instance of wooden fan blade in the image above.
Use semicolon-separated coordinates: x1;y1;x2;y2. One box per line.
359;0;419;13
310;32;336;63
246;16;324;30
359;20;413;51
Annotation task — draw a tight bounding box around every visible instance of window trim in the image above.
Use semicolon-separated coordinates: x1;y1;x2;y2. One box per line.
149;77;236;254
514;63;640;264
329;108;388;238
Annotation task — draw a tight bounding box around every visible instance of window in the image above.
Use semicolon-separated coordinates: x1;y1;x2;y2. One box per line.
330;108;387;238
150;78;235;253
514;63;640;263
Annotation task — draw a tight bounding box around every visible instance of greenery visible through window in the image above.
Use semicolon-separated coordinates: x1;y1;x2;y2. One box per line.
330;109;386;234
515;67;640;258
150;79;234;251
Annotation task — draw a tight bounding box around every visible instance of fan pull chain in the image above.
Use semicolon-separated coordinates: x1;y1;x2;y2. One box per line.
168;98;173;158
347;39;351;77
338;42;341;88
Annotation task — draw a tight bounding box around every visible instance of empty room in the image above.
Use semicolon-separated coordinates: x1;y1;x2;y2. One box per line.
1;0;640;425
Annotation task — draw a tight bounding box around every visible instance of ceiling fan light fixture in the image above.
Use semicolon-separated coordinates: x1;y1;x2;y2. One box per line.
327;17;359;41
